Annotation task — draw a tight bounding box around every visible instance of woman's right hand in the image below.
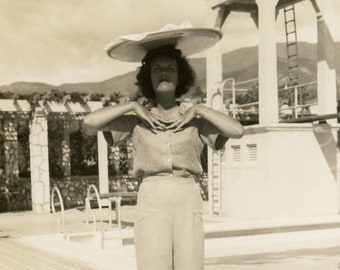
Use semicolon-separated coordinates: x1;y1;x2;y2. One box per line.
132;102;166;131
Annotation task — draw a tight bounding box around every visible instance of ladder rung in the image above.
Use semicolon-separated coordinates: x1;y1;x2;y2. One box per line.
288;61;298;65
284;5;298;85
287;51;297;55
286;38;297;43
286;41;296;47
284;10;294;15
287;59;298;63
284;7;294;12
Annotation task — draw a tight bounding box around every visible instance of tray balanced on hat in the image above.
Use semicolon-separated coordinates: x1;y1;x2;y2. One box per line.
105;22;223;62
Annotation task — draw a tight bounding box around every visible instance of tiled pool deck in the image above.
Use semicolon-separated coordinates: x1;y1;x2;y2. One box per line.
3;203;340;269
0;205;137;270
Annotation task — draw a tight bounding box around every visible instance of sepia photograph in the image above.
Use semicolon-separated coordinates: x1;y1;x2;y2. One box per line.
0;0;340;269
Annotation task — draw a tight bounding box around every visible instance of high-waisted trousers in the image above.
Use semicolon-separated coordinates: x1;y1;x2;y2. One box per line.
134;176;204;270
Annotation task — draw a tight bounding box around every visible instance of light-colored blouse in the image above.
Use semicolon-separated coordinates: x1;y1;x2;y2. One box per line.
104;106;227;178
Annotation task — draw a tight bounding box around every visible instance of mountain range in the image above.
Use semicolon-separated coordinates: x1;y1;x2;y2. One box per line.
1;42;339;99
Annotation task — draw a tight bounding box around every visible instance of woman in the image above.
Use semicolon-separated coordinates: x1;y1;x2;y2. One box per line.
84;25;244;270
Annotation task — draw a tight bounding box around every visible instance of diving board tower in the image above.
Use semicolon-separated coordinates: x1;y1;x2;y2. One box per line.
206;0;339;218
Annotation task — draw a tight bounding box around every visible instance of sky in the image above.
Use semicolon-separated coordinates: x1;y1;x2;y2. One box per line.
1;0;339;86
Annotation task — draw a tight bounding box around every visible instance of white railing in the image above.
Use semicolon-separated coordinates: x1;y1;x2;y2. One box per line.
221;78;318;121
85;184;103;233
278;81;318;119
51;186;66;239
222;78;258;118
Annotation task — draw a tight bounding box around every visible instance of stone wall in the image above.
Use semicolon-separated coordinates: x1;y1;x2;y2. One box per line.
1;174;208;212
0;177;31;212
51;175;139;209
52;174;208;209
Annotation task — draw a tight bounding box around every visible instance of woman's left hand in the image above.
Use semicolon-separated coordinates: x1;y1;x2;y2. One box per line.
167;104;245;138
167;105;199;132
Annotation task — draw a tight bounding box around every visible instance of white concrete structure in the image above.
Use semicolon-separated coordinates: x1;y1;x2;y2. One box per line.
206;0;339;218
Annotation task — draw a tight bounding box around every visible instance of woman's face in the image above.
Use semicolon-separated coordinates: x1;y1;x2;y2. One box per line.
150;55;178;94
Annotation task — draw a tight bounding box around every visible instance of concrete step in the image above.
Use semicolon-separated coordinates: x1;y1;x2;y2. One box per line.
67;231;96;242
66;214;340;256
0;231;9;238
18;234;137;270
203;214;340;257
205;227;340;258
67;228;134;249
203;214;340;235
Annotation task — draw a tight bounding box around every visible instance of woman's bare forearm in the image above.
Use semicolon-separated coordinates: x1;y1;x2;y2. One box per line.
83;101;137;129
195;104;244;138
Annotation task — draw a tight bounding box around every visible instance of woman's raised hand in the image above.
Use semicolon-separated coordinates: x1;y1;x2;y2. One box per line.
167;104;199;132
133;102;167;131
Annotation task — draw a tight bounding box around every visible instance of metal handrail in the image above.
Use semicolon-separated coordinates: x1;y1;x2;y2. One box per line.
86;184;103;233
233;78;258;86
51;186;66;239
231;101;259;109
220;77;318;120
278;80;317;91
86;184;117;249
280;112;340;123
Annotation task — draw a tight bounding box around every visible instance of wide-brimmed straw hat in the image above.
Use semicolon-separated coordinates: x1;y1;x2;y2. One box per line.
105;22;223;62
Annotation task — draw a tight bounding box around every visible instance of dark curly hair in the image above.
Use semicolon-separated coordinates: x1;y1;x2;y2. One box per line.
135;45;196;100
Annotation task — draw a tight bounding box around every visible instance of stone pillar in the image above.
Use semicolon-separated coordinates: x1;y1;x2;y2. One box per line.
3;120;19;178
29;108;50;214
112;146;120;175
97;132;109;194
255;0;279;125
61;118;71;177
126;141;134;176
311;0;337;123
